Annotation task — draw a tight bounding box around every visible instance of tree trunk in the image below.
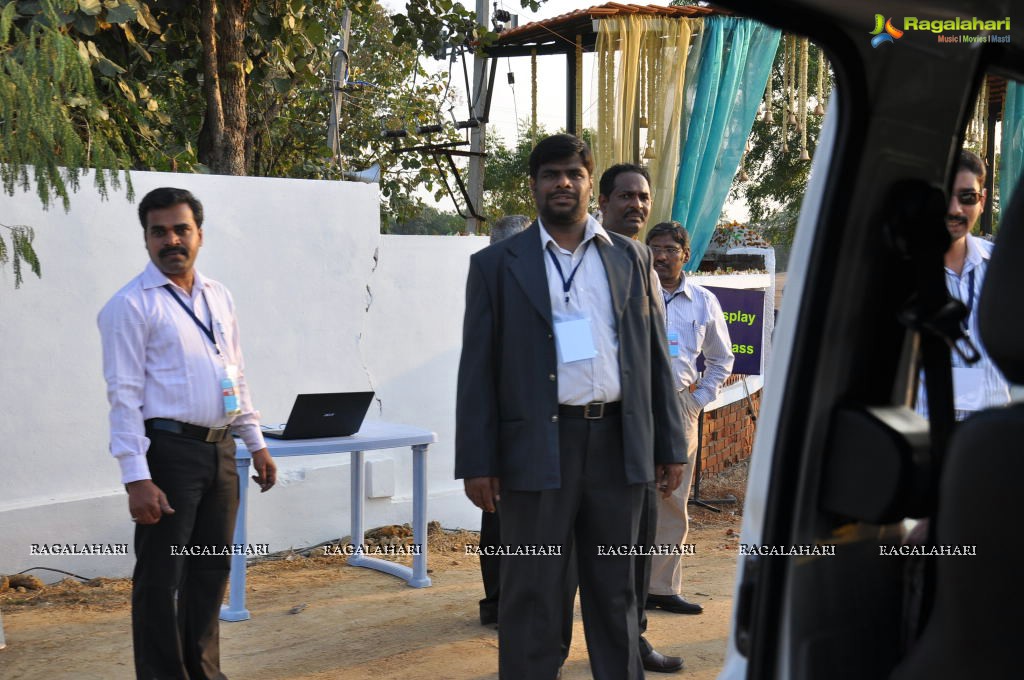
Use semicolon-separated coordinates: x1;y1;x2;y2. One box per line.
198;0;250;175
197;0;225;170
216;0;250;175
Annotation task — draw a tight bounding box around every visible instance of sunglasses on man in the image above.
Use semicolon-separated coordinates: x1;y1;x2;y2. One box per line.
954;190;983;205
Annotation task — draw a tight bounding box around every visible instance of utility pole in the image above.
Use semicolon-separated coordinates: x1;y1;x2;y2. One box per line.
466;0;490;234
327;9;353;173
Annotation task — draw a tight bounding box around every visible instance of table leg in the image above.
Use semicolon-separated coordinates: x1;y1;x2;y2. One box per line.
346;447;432;587
350;450;366;554
221;451;252;622
409;444;432;587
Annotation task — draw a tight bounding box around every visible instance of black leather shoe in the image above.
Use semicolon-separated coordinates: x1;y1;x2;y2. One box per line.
642;649;685;673
646;594;704;614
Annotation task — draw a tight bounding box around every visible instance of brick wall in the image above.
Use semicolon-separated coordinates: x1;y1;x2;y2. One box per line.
699;388;761;474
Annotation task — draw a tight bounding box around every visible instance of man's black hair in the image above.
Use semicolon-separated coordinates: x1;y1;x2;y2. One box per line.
599;163;651;198
957;149;986;187
645;221;691;249
138;187;204;229
528;134;594;179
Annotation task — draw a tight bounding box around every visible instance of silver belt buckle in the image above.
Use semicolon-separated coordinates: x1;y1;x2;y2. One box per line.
583;401;605;420
205;427;228;443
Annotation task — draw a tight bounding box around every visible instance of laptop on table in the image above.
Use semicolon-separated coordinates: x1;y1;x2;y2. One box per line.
262;392;374;440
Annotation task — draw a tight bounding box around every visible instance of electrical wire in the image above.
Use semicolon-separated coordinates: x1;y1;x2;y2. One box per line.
15;566;92;581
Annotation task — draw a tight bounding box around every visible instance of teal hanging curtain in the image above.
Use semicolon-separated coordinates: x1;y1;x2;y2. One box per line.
1000;81;1024;219
671;17;781;271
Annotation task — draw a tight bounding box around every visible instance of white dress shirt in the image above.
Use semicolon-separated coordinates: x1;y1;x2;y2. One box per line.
539;216;622;405
943;234;1010;415
661;276;734;408
98;262;266;483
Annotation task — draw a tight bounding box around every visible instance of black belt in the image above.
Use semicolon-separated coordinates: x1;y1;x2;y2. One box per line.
146;418;231;443
558;401;621;420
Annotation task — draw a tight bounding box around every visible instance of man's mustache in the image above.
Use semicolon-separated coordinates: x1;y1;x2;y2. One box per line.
160;246;188;258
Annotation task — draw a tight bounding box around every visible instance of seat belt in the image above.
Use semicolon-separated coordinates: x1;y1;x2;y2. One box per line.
888;179;974;513
887;179;979;642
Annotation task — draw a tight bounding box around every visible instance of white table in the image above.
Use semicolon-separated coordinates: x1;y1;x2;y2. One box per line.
220;421;438;622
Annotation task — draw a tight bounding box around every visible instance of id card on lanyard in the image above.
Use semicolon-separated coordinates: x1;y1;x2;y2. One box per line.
164;285;242;416
664;290;681;357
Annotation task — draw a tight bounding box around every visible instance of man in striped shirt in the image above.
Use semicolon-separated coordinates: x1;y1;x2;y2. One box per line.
936;150;1010;418
644;221;733;616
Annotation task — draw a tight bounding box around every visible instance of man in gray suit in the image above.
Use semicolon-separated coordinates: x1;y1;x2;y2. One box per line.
456;134;686;679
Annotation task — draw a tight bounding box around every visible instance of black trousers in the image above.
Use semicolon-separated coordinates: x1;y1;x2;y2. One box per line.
498;415;645;680
479;508;501;622
479;508;577;660
132;427;239;680
637;481;657;656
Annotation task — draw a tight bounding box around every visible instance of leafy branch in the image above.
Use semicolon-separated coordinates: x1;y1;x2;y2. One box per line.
0;221;39;288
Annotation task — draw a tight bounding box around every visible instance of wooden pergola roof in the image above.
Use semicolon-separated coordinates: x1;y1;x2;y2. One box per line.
482;3;730;133
487;2;729;57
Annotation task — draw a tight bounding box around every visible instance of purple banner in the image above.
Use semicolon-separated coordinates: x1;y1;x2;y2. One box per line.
701;286;765;375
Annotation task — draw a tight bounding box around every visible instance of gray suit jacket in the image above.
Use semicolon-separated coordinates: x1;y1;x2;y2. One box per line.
455;222;687;491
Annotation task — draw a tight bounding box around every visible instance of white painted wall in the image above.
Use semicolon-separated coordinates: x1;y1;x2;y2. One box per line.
0;171;486;580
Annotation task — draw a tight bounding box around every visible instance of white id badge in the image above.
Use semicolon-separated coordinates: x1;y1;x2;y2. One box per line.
221;364;242;416
554;318;598;364
952;367;985;412
667;331;680;357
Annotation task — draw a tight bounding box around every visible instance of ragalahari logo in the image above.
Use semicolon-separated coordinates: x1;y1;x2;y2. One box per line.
869;14;905;47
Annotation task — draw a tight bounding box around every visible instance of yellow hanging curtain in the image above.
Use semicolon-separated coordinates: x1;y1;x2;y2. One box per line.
595;16;701;230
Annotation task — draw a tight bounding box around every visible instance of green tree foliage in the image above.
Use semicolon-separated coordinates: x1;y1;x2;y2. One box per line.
0;0;137;284
385;204;464;235
481;124;597;233
0;221;39;287
729;38;831;251
350;0;543;56
482;123;545;223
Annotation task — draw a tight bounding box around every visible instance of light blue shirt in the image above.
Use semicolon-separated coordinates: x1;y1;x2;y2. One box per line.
661;277;734;408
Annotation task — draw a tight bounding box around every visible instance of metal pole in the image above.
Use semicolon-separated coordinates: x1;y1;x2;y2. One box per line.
566;49;577;136
982;90;997;235
327;9;352;172
466;0;490;234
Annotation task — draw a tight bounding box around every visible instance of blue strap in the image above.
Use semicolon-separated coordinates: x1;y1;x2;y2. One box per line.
965;268;975;316
546;241;591;304
163;284;220;355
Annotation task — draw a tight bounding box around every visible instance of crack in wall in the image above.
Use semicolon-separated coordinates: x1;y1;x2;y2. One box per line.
359;244;383;416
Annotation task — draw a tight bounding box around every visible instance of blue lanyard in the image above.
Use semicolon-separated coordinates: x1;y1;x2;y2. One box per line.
547;241;591;304
163;284;221;355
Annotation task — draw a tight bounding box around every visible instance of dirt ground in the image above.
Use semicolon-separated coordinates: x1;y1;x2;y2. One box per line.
0;465;746;680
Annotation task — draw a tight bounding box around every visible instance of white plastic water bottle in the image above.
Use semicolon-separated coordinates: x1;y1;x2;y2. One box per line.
222;365;242;416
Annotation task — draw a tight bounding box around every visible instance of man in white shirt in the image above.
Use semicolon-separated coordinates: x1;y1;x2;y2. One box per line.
644;221;734;615
98;187;276;680
937;150;1011;418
